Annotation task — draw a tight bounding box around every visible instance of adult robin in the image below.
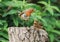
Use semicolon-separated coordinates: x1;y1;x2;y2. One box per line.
18;8;34;20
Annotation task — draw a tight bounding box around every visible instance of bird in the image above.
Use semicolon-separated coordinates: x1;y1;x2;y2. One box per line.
33;20;43;30
18;8;34;20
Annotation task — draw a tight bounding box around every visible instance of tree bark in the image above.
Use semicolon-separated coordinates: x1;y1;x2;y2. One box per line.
8;26;49;42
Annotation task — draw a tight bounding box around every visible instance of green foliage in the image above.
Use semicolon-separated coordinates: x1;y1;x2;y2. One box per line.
12;15;19;26
38;0;60;42
0;0;60;42
38;1;60;15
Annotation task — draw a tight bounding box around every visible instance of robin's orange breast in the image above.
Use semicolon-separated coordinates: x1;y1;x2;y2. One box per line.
25;9;34;16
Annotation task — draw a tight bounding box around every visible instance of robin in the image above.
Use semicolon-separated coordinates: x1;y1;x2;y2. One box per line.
18;8;34;20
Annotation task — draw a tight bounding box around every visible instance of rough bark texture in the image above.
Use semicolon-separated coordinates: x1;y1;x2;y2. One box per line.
8;26;49;42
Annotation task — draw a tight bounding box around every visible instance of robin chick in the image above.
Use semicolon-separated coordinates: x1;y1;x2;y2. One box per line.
33;20;43;30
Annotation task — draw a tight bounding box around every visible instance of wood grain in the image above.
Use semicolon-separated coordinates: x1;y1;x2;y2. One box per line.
8;26;49;42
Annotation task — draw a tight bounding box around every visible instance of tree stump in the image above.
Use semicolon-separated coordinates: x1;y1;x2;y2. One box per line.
8;26;49;42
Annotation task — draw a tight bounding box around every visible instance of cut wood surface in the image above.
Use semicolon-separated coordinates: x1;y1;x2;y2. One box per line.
8;26;49;42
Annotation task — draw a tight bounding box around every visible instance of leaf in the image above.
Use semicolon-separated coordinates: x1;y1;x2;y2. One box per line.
2;1;23;7
0;31;8;40
56;39;60;42
51;30;60;35
54;13;60;16
0;37;8;42
0;20;3;25
1;40;8;42
44;17;56;27
38;1;47;6
3;22;8;31
52;6;60;12
12;15;19;26
46;7;54;15
55;20;60;28
7;10;18;14
25;4;41;10
3;10;18;17
49;33;55;42
0;20;6;25
4;23;8;29
0;0;2;2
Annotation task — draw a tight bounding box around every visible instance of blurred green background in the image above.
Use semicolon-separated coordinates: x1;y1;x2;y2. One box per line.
0;0;60;42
